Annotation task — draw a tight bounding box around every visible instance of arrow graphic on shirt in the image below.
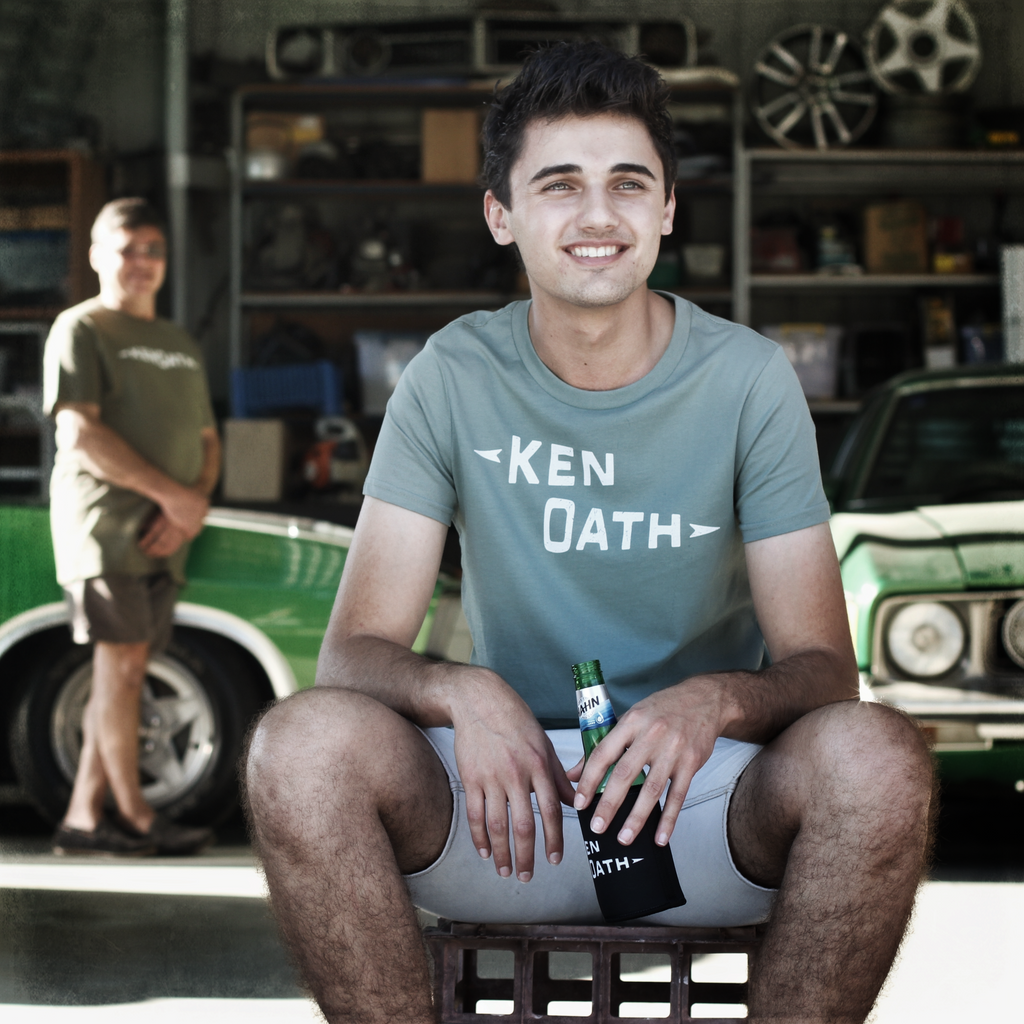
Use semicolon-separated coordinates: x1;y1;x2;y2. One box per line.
475;449;502;463
689;524;720;538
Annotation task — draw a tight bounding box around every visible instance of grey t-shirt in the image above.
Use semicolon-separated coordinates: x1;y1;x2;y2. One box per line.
364;294;830;724
43;297;215;586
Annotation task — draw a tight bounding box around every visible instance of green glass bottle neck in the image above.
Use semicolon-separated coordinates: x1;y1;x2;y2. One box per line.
572;659;604;690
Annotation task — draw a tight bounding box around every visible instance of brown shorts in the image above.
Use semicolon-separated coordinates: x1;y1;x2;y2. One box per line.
63;573;180;651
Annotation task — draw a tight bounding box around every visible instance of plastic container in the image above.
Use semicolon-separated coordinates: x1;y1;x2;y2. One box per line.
230;360;341;418
761;324;842;400
354;331;428;414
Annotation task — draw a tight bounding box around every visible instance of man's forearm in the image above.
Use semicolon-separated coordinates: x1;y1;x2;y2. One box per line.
56;407;212;537
316;633;495;730
69;417;191;507
688;646;859;747
192;429;221;497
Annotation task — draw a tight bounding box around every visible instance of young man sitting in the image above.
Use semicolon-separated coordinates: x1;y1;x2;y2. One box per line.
245;43;933;1024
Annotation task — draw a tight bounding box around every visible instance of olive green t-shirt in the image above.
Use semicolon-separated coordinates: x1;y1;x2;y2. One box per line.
43;297;215;586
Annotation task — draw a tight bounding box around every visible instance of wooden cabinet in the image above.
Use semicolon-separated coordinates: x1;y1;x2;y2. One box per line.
0;149;105;319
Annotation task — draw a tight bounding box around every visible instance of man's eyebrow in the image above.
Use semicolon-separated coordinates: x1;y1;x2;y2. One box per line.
528;162;658;184
529;163;582;184
610;162;656;179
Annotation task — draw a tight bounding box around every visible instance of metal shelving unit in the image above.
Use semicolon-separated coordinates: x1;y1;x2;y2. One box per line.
228;79;743;377
733;148;1024;327
0;321;53;500
240;290;513;309
750;273;999;290
240;287;735;310
0;149;105;322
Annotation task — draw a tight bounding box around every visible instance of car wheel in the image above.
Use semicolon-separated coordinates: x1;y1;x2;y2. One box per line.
9;626;264;826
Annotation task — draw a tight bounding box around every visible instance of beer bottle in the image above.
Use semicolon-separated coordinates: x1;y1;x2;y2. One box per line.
573;659;686;922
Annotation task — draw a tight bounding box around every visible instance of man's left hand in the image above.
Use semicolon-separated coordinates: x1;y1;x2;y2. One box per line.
567;523;860;848
567;678;726;848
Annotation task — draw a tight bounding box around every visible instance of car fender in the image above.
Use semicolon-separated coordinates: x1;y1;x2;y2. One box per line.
0;601;298;699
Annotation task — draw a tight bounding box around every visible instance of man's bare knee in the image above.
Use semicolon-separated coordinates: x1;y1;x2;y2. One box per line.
731;700;935;886
810;700;935;808
244;688;373;829
244;687;453;872
94;641;150;689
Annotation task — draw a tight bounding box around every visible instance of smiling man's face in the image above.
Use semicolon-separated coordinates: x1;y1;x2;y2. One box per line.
484;112;675;310
90;225;167;307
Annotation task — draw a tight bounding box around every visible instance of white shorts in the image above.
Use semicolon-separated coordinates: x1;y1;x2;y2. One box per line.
404;728;777;927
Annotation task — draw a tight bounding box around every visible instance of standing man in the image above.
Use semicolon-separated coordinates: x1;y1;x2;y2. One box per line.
43;198;220;856
246;44;934;1023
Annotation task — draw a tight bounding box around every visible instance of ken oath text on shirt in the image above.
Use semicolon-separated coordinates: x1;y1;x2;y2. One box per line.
473;434;720;554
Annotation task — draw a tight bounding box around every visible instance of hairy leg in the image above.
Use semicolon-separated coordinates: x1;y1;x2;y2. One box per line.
64;641;153;831
63;698;110;830
728;700;935;1024
244;687;453;1024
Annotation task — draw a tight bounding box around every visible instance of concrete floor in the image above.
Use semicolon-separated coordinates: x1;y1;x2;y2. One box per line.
1;806;1022;1022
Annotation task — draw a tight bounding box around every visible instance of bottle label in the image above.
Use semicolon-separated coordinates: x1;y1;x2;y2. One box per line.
576;684;615;732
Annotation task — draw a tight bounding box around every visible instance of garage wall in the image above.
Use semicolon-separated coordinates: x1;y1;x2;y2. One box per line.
63;0;1024;398
77;0;165;154
70;0;1024;158
190;0;1023;106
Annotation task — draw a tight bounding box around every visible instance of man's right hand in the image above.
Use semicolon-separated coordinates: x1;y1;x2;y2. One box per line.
138;510;189;558
156;483;209;539
449;671;576;883
320;497;577;883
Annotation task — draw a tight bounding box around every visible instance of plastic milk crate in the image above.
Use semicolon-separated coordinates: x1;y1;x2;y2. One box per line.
424;920;762;1023
230;360;341;418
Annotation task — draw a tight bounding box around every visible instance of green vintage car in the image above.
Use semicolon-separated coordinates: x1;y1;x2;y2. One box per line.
1;362;1021;827
0;508;349;824
827;363;1024;798
0;505;468;826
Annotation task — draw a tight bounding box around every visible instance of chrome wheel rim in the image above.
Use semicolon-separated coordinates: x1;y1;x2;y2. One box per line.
51;653;219;808
751;24;878;150
865;0;981;94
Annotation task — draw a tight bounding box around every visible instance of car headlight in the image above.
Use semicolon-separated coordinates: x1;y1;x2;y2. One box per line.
1004;599;1024;669
887;602;965;678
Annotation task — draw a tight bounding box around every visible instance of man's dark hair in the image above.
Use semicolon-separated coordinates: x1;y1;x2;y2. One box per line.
91;198;165;244
481;41;676;208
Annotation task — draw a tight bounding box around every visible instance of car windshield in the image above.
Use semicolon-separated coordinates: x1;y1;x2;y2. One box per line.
857;383;1024;508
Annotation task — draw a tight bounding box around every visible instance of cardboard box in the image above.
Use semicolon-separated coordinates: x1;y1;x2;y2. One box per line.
222;419;286;502
421;109;480;183
864;201;928;274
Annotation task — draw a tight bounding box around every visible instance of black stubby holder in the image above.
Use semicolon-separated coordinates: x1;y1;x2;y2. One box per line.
576;785;686;923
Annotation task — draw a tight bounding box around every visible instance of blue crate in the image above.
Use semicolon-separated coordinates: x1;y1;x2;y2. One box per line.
231;360;341;418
